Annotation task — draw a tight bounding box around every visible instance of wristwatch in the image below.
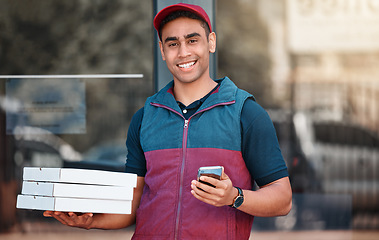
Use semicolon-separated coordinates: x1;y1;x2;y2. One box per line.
230;187;244;208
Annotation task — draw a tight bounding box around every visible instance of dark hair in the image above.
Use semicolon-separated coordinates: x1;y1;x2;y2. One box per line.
159;10;211;40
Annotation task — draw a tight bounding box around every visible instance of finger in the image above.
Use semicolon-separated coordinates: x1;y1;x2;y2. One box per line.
70;212;94;226
83;213;94;228
191;187;222;207
191;185;210;200
191;180;223;203
193;179;218;194
200;176;229;191
51;212;72;226
43;211;53;217
76;213;93;224
191;180;207;195
191;179;231;206
68;212;79;223
199;176;220;188
82;212;94;218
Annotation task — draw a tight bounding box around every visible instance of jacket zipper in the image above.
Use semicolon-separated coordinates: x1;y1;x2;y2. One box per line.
174;119;189;240
149;103;187;239
151;101;234;239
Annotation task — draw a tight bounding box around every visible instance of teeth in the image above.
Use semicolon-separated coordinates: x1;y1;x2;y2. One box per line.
178;61;195;68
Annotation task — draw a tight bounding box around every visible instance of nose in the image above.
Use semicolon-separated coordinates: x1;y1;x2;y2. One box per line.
178;44;190;58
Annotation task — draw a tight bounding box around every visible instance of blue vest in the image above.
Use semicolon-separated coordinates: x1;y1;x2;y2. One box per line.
134;77;254;240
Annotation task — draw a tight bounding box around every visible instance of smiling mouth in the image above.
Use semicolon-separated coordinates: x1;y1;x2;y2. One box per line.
178;61;196;69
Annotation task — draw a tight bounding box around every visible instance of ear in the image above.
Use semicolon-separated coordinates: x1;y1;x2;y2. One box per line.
159;41;166;61
208;32;216;53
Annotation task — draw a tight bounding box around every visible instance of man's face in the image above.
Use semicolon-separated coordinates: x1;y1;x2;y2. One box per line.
159;17;216;84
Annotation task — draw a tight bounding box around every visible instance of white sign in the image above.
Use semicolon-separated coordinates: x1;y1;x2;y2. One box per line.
287;0;379;52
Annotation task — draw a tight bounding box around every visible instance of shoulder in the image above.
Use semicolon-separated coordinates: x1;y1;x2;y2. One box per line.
130;107;144;129
241;98;269;124
133;107;144;119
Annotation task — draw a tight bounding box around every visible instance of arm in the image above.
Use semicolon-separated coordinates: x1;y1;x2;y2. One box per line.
44;176;145;229
240;176;292;217
191;173;292;217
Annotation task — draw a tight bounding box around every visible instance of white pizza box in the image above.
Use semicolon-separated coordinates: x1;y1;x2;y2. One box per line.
21;181;134;200
17;195;132;214
23;167;136;187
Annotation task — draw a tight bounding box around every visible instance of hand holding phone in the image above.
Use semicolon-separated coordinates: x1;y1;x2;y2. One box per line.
197;166;223;188
192;166;238;207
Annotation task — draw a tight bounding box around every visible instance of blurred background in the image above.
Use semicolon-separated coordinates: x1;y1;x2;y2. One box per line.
0;0;378;238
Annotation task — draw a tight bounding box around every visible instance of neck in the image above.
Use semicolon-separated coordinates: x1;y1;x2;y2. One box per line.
173;77;217;106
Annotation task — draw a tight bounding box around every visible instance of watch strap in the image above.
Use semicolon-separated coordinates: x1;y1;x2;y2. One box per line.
229;186;244;208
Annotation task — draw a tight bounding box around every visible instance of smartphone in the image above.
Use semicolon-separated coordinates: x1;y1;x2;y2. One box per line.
197;166;222;188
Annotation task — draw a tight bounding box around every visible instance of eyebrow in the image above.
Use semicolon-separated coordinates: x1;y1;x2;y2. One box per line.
185;32;201;39
164;36;178;43
164;32;201;43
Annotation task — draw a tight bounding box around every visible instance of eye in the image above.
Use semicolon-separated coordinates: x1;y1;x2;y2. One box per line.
189;39;197;44
167;41;179;48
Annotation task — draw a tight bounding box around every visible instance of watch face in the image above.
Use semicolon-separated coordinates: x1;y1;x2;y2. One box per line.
234;196;244;208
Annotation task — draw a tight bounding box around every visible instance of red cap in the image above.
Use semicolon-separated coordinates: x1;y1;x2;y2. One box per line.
154;3;212;38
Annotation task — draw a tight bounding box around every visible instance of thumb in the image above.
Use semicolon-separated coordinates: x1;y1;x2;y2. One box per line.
220;167;230;180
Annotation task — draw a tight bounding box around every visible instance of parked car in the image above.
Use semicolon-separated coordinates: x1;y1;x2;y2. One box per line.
258;109;379;230
267;109;321;193
289;112;379;211
271;110;379;211
13;126;126;172
13;126;82;170
311;121;379;211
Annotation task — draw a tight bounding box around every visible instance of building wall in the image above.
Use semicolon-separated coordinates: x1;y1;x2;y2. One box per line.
257;0;379;134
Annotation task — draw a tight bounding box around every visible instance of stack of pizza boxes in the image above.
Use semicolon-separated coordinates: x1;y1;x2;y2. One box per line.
17;167;137;214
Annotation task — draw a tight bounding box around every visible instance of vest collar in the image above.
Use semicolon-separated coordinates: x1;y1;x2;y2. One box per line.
151;77;238;112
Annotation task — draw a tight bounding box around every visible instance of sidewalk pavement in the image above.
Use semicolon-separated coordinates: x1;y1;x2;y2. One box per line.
1;221;379;240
